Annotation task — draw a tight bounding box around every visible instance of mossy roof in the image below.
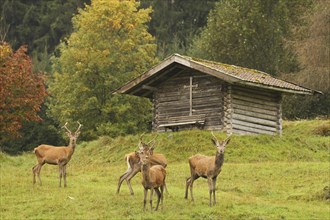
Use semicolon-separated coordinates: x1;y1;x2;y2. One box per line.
183;55;312;94
114;54;317;97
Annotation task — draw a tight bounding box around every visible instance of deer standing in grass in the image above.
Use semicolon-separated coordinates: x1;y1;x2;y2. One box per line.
138;144;166;211
116;134;167;195
185;132;230;206
32;122;82;187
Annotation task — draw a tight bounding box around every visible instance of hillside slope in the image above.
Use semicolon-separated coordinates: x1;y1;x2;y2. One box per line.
74;119;329;165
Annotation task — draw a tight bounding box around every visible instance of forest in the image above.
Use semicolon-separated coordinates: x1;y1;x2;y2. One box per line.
0;0;329;154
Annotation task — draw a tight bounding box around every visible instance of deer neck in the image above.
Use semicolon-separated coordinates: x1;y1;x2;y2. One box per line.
67;140;76;157
215;152;224;168
141;163;151;183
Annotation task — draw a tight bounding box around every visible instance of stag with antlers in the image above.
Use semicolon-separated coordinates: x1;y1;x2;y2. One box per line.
32;121;82;187
116;133;167;195
185;132;231;206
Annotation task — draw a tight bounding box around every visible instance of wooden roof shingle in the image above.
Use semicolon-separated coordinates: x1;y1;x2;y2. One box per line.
114;54;318;97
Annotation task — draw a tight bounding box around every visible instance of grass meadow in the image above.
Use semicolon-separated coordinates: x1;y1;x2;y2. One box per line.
1;119;329;219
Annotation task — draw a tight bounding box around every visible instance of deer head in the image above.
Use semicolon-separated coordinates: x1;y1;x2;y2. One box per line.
62;121;82;147
136;133;158;156
211;131;231;154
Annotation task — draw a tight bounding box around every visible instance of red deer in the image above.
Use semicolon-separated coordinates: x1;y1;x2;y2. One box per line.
116;135;167;195
185;132;231;206
32;122;82;187
138;147;166;211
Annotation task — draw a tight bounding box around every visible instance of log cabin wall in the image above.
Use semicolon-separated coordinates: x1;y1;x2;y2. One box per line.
230;85;282;135
153;70;225;131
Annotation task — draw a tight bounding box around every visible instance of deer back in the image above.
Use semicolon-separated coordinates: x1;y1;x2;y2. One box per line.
34;145;73;164
149;153;167;168
189;154;217;176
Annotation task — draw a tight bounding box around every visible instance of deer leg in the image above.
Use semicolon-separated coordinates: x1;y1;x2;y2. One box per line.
63;165;67;187
185;177;191;199
34;163;44;186
149;188;154;211
125;169;140;195
190;176;198;202
212;177;217;206
160;185;164;208
208;177;213;207
32;164;39;185
143;188;148;211
154;188;161;211
117;168;132;194
59;165;63;187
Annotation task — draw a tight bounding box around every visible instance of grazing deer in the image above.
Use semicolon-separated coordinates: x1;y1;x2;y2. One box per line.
116;135;167;195
32;122;82;187
185;132;231;206
138;147;166;211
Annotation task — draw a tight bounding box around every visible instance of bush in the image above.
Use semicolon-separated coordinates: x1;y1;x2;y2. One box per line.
282;90;330;119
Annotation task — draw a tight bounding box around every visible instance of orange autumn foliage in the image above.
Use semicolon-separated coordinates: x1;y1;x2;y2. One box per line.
0;43;47;140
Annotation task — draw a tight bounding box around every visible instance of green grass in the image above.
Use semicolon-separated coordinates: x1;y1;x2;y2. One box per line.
1;119;329;219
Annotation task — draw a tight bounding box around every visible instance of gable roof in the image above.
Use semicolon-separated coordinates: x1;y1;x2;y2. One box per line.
114;53;317;98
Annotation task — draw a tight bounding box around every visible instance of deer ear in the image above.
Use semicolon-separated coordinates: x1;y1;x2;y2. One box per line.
75;131;81;137
149;148;154;155
66;132;71;137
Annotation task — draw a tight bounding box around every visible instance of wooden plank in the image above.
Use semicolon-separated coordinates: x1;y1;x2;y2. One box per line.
232;113;277;127
232;85;279;99
158;121;204;127
232;89;278;102
232;98;278;111
157;96;181;102
232;93;279;107
192;96;222;103
158;114;206;130
158;100;189;107
163;115;205;121
232;124;275;135
232;129;256;135
231;103;278;116
193;98;222;104
232;119;277;132
233;108;278;121
142;85;157;91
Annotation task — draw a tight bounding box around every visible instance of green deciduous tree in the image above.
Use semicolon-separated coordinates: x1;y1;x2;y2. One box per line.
48;0;157;139
189;0;312;75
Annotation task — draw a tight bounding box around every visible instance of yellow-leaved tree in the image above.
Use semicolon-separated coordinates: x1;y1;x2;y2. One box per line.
48;0;157;139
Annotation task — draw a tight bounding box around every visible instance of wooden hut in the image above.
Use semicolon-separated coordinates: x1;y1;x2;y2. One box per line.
114;54;317;135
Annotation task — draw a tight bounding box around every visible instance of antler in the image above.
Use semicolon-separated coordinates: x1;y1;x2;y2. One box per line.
147;133;158;145
138;133;146;151
75;121;82;134
224;134;231;143
62;122;72;134
139;132;146;142
211;131;218;141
